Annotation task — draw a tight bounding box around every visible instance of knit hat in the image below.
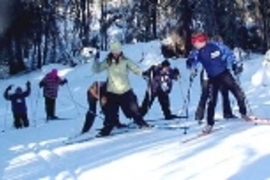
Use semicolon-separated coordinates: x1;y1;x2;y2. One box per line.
109;41;122;53
191;33;208;44
15;87;22;94
47;69;58;78
161;59;171;67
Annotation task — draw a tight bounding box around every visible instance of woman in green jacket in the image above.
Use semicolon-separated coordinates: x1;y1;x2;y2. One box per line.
92;41;151;137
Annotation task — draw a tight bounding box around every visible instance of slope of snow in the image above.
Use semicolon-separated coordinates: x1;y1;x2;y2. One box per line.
1;41;270;180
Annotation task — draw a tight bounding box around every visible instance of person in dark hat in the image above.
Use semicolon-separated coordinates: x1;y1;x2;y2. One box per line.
4;81;31;129
140;59;180;120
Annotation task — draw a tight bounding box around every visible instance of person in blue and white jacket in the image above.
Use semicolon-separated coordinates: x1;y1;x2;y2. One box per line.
186;32;249;133
187;35;243;124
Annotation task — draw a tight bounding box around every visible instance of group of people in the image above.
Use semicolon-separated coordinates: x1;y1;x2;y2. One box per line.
85;41;181;137
4;69;67;129
3;32;270;136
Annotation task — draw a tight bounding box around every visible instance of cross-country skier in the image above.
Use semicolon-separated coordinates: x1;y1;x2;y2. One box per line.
140;59;180;119
39;69;67;120
92;40;151;137
4;81;31;129
187;32;250;133
187;35;243;123
81;81;128;134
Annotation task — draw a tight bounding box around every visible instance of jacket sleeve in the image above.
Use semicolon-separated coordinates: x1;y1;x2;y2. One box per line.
4;88;11;100
212;42;236;68
92;59;108;73
186;49;200;70
22;84;31;97
170;68;180;80
39;78;45;88
126;59;143;75
89;81;99;99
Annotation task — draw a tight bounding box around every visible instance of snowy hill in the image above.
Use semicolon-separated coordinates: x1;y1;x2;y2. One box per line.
1;41;270;180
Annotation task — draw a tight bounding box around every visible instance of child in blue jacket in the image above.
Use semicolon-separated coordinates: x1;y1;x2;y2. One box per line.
4;81;31;129
187;32;249;133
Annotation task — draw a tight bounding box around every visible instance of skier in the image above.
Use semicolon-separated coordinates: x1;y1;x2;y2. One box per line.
92;40;151;137
4;81;31;129
39;69;67;120
187;32;250;133
140;59;180;119
81;81;128;134
187;35;243;123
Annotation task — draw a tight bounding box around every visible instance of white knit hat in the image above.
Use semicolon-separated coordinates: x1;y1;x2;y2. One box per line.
109;41;122;53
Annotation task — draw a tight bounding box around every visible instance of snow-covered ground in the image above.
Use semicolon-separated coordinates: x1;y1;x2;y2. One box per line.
1;41;270;180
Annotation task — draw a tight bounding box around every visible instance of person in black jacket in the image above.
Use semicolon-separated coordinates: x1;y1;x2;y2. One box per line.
4;81;31;129
141;60;180;120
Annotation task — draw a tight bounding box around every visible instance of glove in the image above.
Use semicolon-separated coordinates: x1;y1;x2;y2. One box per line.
190;68;198;79
142;71;149;81
232;63;243;75
63;78;68;84
186;58;193;69
39;81;43;88
173;68;180;79
26;81;31;87
7;85;13;90
142;71;148;77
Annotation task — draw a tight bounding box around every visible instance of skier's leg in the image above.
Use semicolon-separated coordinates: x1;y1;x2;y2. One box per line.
121;90;150;127
98;92;119;136
157;90;173;119
21;113;29;127
206;80;220;126
220;85;235;118
195;78;210;120
140;90;156;117
222;71;247;116
13;113;22;129
45;97;51;119
81;92;97;134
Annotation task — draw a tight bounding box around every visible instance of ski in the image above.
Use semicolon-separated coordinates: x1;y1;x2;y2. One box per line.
181;127;223;144
63;128;138;145
146;115;188;122
245;117;270;125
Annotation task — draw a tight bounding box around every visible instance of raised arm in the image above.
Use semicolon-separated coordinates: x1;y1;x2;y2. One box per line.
4;85;12;100
126;59;143;75
92;52;108;73
22;81;31;97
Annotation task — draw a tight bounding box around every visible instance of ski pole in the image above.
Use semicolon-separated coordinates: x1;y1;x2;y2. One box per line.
65;83;81;115
235;77;253;115
177;79;189;118
32;87;41;127
2;102;9;133
177;75;193;134
183;76;194;134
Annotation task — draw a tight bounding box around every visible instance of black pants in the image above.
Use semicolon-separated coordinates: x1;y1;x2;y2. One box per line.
81;92;123;134
100;90;148;135
196;70;233;120
140;89;172;118
45;97;56;119
13;113;29;129
207;70;246;126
